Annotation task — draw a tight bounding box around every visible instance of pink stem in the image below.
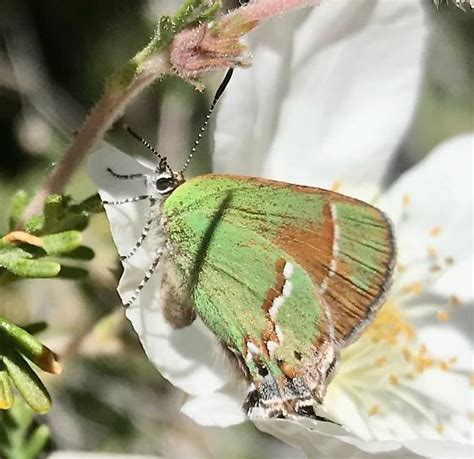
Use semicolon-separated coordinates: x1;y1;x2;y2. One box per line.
235;0;320;23
22;55;169;223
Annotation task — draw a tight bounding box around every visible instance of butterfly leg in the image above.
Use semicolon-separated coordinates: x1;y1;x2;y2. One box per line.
119;197;156;261
107;167;145;180
120;212;154;261
124;249;163;308
102;195;149;205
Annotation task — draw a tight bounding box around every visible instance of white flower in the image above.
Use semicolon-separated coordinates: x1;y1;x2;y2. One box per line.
252;135;474;458
89;1;473;457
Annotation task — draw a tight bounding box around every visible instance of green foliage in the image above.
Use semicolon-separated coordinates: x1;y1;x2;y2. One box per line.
0;317;61;414
0;398;50;459
0;191;102;416
0;192;102;284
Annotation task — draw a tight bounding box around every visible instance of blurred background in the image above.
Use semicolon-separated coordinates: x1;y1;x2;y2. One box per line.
0;0;473;458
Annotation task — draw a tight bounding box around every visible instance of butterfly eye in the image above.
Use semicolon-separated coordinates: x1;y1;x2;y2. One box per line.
155;177;174;193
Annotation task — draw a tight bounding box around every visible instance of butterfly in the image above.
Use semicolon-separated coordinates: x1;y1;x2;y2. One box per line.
93;69;396;420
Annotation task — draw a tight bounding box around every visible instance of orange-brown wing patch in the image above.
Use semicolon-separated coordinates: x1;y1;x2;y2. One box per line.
274;195;395;347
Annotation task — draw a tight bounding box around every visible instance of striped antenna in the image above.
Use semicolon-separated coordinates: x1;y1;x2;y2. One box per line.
124;124;173;174
180;68;234;174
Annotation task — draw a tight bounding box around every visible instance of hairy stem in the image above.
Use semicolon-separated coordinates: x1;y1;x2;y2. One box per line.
22;0;322;223
22;54;170;223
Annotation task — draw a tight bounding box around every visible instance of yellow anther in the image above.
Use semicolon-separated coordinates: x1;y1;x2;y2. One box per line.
368;405;380;416
436;423;444;434
430;226;442;237
436;311;450;322
470;373;474;388
375;356;387;366
427;246;437;257
439;357;456;372
330;180;342;192
402;194;411;207
401;348;412;362
389;374;399;386
402;282;423;295
450;295;461;308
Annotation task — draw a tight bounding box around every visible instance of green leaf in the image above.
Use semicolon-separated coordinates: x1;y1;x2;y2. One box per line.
0;399;51;459
0;364;13;410
72;193;104;214
40;230;82;256
24;216;44;234
42;194;67;234
2;351;51;414
174;0;221;31
0;255;61;278
0;318;61;375
22;424;50;459
0;245;61;278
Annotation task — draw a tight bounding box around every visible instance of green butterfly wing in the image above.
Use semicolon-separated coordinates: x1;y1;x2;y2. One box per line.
162;174;395;417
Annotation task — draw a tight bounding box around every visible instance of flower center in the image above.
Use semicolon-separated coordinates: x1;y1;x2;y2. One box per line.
324;294;461;440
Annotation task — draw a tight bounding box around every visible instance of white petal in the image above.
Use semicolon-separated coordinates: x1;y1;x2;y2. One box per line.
89;147;231;396
254;418;473;458
382;134;474;300
214;0;427;189
88;145;154;256
180;389;246;427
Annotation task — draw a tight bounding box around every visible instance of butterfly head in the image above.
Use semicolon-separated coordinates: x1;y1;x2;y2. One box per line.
150;167;184;195
152;161;184;196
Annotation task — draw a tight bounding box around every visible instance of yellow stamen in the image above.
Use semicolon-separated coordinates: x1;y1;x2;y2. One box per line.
430;226;442;237
470;373;474;388
450;295;461;308
436;423;444;434
439;357;456;372
436;311;450;322
388;374;399;386
368;405;380;416
402;194;411;207
330;180;342;192
366;301;416;344
469;411;474;422
366;300;416;345
375;356;387;367
402;282;423;295
427;246;437;257
402;348;412;362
